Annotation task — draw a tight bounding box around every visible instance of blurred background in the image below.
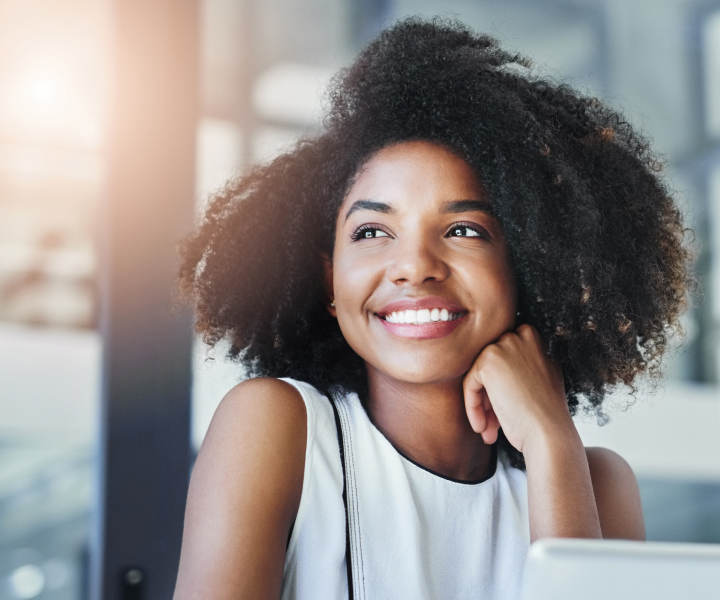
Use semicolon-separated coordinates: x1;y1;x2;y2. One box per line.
1;0;720;598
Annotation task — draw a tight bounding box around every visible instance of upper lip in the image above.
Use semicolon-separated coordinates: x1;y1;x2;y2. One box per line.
376;296;467;317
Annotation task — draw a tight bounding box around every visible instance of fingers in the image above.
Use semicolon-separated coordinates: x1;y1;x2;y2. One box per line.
515;323;535;337
463;365;485;432
464;389;488;434
480;409;499;445
514;323;553;360
475;389;499;444
463;367;500;443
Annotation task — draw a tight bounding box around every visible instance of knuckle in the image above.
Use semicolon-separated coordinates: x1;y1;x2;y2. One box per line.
483;344;500;358
497;331;515;344
517;323;534;336
482;344;505;366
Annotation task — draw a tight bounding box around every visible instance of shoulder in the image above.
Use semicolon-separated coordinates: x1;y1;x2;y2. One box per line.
585;447;637;497
196;376;308;510
218;376;307;414
198;377;308;487
200;377;308;459
585;447;645;541
174;378;307;599
223;375;306;412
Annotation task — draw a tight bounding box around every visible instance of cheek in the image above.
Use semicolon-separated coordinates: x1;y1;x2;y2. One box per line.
461;252;517;325
498;253;518;308
331;244;404;371
488;257;517;304
489;264;518;326
333;253;384;323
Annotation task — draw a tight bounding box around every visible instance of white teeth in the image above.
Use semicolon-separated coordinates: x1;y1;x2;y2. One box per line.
382;308;461;324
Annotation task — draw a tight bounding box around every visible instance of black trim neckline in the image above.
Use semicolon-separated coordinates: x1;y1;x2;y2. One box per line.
359;397;499;486
392;440;498;485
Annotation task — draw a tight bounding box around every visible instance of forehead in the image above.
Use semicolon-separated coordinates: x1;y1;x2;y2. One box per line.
342;141;483;211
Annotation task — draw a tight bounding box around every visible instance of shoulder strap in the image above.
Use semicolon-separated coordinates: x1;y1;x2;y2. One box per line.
329;397;355;600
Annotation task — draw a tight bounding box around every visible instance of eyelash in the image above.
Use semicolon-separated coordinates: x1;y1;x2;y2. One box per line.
350;222;490;241
350;224;389;241
446;221;490;239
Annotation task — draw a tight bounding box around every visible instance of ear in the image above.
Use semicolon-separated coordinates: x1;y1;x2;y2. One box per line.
321;252;336;317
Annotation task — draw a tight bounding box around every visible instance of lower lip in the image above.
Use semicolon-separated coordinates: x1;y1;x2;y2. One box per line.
377;314;465;339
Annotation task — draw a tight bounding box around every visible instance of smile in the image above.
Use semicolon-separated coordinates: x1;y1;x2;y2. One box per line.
376;313;465;339
382;308;462;324
374;296;468;339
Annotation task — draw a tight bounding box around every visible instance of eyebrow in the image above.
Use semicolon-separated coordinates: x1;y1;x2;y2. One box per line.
344;198;493;222
442;199;493;215
344;200;396;222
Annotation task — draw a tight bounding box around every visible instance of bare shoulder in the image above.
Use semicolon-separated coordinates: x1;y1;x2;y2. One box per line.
217;376;307;413
173;378;307;600
585;447;645;541
195;376;308;477
207;377;307;442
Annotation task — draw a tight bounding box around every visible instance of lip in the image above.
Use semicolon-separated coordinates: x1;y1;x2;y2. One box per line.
374;295;467;340
377;314;465;339
376;296;466;318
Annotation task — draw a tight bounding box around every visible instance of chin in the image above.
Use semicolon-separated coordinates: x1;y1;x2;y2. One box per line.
377;357;472;386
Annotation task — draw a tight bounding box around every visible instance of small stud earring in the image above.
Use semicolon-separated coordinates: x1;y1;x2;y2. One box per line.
331;300;336;307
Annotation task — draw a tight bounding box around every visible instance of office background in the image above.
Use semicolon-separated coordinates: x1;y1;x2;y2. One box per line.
1;0;719;598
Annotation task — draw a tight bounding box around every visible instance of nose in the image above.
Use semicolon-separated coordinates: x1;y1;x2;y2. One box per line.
385;233;450;286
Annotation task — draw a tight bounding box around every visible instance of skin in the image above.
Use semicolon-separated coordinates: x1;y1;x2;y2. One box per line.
173;141;645;600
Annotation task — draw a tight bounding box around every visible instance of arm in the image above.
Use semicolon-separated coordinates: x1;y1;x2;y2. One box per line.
463;324;644;542
523;424;602;541
586;446;645;540
513;435;645;541
172;378;307;600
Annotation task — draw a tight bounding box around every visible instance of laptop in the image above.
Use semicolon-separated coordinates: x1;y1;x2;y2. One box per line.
522;538;720;600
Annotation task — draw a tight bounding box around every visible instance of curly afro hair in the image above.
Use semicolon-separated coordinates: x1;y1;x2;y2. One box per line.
179;17;693;468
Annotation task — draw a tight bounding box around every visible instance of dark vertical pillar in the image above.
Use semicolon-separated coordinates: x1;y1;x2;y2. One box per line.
92;1;198;599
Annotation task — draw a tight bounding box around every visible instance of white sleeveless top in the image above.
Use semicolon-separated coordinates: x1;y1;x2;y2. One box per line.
279;378;530;600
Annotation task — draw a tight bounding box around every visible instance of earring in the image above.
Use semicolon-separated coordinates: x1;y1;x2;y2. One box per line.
331;300;336;307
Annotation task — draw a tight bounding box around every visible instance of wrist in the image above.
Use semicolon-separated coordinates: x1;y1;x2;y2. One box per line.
522;417;583;461
522;417;601;541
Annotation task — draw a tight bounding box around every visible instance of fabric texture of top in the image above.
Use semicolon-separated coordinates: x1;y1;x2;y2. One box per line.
279;377;531;600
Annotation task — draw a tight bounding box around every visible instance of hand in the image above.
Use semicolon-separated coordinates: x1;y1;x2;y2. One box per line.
465;325;605;542
462;324;572;453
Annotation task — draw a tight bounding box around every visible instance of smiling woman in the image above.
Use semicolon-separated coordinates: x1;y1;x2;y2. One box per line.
174;17;692;600
328;142;516;384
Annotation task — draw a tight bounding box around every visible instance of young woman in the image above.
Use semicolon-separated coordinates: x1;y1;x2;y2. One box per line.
173;18;692;600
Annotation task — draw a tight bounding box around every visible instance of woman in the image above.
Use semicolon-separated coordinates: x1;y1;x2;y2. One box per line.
173;18;692;600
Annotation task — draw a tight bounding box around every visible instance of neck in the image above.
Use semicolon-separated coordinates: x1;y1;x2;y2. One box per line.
365;366;494;482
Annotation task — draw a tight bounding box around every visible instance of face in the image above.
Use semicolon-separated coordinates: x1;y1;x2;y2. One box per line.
328;140;517;385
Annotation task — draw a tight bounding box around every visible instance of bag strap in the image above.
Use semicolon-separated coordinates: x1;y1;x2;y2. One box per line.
330;397;355;600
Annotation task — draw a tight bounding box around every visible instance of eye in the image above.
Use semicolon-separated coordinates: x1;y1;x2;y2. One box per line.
446;223;488;239
351;225;391;241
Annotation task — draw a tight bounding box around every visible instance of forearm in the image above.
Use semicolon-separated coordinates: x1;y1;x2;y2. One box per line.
524;424;602;542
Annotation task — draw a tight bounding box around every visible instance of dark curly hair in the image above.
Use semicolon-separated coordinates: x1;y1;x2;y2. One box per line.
179;18;693;468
